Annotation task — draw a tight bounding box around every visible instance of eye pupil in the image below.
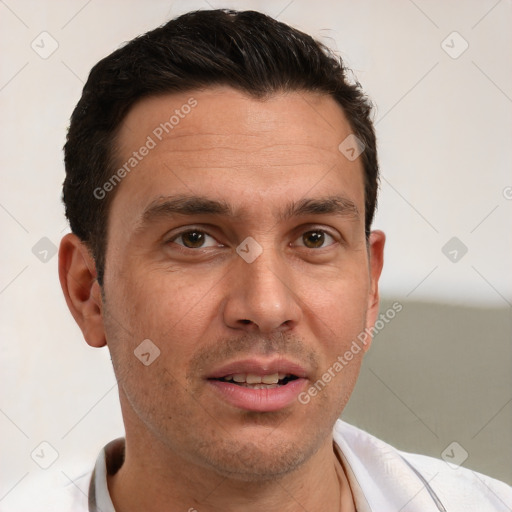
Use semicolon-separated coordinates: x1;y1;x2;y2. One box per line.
303;231;324;248
183;231;205;248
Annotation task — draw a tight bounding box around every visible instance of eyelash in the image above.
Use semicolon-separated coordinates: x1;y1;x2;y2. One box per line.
169;230;221;250
167;227;338;251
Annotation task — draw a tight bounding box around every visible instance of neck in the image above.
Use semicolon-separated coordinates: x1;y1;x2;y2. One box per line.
108;431;354;512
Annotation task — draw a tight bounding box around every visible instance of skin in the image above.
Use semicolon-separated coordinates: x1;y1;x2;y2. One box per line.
59;87;385;511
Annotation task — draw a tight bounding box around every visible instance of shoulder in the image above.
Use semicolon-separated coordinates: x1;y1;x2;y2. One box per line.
401;450;512;510
333;420;512;511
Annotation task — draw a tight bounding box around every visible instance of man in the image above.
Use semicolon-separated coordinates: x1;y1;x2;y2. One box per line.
57;8;511;511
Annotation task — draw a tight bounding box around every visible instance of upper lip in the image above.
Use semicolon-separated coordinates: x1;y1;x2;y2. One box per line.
206;357;309;380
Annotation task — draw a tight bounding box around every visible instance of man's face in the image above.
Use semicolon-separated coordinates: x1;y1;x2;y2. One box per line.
100;87;383;479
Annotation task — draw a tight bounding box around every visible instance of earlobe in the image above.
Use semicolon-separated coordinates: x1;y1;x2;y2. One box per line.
58;233;106;348
363;230;386;351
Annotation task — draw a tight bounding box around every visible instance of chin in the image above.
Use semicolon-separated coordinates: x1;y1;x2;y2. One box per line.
211;443;310;482
196;424;324;482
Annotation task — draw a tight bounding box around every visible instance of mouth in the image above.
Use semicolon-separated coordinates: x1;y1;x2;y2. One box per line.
212;372;299;389
205;359;308;412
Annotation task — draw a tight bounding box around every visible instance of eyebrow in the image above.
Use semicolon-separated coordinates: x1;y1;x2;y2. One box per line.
140;196;233;226
280;196;360;222
138;194;360;228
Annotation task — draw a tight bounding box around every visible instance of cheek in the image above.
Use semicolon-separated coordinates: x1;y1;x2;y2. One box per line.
113;267;213;334
106;268;225;387
297;265;370;406
302;268;370;338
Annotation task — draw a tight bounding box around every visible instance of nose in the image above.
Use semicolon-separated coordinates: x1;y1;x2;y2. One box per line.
222;248;302;334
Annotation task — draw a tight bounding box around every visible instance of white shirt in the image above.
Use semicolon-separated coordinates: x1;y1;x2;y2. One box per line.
40;420;512;511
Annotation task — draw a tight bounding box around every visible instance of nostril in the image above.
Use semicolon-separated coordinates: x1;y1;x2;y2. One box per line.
240;319;251;325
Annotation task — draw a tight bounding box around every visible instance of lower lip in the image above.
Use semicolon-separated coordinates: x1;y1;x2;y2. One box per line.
207;379;307;412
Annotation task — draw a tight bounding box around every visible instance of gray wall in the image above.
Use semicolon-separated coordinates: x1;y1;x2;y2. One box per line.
343;299;512;484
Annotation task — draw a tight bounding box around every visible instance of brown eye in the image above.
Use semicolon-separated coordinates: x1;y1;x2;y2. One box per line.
303;231;325;248
171;230;219;249
181;231;206;248
293;229;336;249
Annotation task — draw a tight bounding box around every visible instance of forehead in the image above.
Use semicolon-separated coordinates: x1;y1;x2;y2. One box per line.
109;87;365;227
117;86;350;147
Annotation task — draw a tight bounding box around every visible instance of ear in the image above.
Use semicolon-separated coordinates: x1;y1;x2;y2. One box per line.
363;230;385;351
58;233;106;348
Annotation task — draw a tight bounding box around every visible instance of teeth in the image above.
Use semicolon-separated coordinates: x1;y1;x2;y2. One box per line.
262;373;279;384
223;373;289;385
246;374;262;384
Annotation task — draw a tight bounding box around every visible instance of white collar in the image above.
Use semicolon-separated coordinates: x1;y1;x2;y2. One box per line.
333;420;446;511
88;438;122;512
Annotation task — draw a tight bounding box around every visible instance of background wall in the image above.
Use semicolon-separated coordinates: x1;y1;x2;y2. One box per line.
1;0;511;508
